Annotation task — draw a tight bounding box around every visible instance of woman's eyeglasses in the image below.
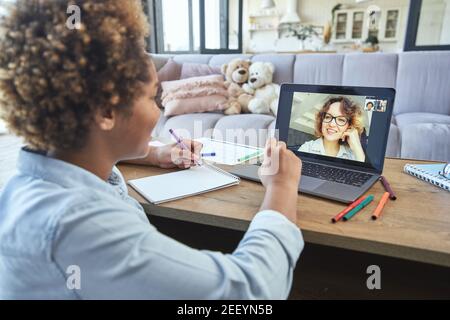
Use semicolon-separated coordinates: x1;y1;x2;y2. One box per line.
322;112;349;127
440;163;450;180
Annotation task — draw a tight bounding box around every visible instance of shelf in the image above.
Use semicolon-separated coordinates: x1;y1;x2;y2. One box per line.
249;14;280;19
249;28;278;32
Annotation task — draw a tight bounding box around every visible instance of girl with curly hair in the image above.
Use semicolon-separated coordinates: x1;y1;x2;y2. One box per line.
0;0;303;299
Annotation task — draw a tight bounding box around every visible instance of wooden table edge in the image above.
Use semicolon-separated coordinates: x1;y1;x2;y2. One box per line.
142;202;450;268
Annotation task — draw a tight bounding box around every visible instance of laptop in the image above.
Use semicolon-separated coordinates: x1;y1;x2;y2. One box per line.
229;84;395;204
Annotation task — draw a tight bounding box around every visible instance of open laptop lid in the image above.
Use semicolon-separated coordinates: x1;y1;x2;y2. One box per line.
276;84;395;174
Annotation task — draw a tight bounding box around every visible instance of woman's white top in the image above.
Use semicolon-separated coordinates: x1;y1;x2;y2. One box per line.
298;138;355;160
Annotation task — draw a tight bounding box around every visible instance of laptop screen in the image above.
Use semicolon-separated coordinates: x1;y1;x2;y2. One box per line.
277;85;395;173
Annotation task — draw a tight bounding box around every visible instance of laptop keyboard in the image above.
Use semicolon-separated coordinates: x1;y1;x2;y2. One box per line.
302;162;373;187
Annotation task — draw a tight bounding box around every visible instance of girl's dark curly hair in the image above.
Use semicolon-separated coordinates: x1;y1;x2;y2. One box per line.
0;0;151;151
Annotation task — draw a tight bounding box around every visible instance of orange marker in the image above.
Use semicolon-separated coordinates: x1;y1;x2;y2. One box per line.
372;192;390;220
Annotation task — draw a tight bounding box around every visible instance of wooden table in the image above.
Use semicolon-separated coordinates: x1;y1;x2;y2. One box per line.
1;134;448;297
1;134;448;268
119;159;450;268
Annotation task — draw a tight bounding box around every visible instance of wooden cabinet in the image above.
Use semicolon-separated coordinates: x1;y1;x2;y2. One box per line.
332;8;401;43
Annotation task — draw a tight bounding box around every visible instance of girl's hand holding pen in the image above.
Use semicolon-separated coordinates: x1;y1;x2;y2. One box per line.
157;139;203;169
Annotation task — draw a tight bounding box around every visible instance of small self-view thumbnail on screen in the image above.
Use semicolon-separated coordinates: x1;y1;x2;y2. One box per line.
288;92;387;163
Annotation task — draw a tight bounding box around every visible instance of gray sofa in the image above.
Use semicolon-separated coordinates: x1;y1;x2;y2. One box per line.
151;51;450;162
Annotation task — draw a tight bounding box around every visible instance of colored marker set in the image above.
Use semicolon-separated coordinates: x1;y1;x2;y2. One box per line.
332;175;396;223
331;195;373;223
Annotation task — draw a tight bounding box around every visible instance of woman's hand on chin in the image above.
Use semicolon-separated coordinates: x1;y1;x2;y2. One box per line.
154;139;203;169
341;128;366;162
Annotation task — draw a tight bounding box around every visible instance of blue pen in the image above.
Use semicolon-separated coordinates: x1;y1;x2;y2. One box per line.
201;152;216;157
168;129;202;166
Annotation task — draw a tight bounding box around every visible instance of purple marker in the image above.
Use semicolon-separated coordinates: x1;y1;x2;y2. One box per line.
380;176;396;200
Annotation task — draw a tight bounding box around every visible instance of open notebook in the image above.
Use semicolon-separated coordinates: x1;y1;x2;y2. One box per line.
128;163;240;204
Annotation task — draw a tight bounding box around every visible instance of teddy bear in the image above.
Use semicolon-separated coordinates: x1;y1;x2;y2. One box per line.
221;58;252;115
238;62;280;116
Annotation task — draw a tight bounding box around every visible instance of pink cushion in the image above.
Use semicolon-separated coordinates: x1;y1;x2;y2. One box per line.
161;75;228;116
161;74;224;93
155;59;182;107
180;63;221;79
164;95;228;117
157;59;182;82
162;86;228;106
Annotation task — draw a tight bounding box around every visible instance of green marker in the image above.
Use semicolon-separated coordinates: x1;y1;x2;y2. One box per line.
343;195;374;221
237;151;263;163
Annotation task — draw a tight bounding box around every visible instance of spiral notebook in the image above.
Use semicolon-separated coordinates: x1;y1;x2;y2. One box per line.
128;163;240;204
403;163;449;192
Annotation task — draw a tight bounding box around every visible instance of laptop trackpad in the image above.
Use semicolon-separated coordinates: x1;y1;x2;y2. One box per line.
299;176;326;190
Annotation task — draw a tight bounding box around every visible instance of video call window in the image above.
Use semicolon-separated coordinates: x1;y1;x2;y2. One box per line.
288;93;383;163
365;98;387;112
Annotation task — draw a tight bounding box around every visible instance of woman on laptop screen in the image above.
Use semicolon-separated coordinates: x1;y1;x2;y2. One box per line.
298;97;366;162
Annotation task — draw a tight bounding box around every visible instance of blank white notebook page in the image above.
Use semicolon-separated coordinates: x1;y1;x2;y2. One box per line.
128;164;239;204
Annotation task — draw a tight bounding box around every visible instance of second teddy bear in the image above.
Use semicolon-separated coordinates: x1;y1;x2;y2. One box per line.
221;58;251;115
238;62;280;116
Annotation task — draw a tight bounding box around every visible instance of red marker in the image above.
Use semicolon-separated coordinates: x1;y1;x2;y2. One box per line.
331;195;367;223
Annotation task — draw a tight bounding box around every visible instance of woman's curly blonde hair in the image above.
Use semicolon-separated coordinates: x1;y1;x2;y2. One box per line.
0;0;152;151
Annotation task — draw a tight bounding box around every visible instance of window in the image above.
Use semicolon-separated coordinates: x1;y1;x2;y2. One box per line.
0;0;14;17
405;0;450;51
146;0;242;54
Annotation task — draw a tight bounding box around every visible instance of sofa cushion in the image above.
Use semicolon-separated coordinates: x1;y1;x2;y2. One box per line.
161;74;224;93
391;115;397;125
212;114;275;147
268;119;276;132
150;54;173;71
180;63;221;79
400;123;450;162
251;54;295;84
395;112;450;129
151;113;169;138
164;95;228;117
160;113;225;140
386;123;401;158
155;59;182;107
342;53;398;88
172;54;213;65
157;59;182;82
395;51;450;115
294;53;344;85
209;54;253;67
